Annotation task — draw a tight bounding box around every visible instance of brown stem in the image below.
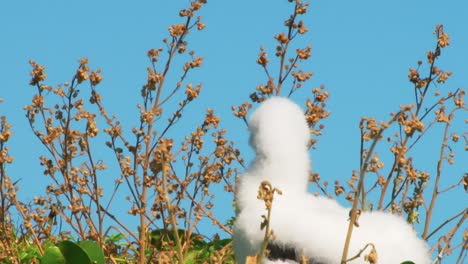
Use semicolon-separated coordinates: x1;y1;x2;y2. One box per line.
425;208;467;241
276;1;299;95
430;211;466;262
170;162;233;235
85;138;104;244
13;200;44;255
422;118;452;239
162;155;185;263
345;243;375;263
341;114;401;263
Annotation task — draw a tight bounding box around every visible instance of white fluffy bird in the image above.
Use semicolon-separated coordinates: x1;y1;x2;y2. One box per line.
233;97;431;264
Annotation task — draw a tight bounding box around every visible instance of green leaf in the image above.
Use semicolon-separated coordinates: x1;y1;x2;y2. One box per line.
57;240;91;264
105;233;125;244
20;246;41;262
212;238;231;248
400;261;416;264
41;246;65;264
184;249;201;264
186;238;234;263
150;228;204;250
77;240;105;264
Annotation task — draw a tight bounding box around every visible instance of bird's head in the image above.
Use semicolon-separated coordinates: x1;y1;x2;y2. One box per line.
248;97;310;160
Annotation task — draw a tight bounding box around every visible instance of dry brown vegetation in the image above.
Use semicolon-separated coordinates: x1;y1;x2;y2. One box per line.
0;0;466;263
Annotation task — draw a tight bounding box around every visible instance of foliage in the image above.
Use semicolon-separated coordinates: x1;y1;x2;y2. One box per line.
0;0;466;263
42;240;105;264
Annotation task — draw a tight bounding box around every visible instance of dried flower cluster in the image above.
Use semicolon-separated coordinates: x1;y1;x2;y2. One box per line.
256;181;282;263
257;181;282;212
337;24;467;263
305;86;330;148
0;1;242;263
233;0;329;150
1;1;466;263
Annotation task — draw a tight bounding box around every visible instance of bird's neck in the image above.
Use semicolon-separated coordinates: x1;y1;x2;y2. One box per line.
254;151;311;189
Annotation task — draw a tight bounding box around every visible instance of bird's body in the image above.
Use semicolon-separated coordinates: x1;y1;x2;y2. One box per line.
233;97;431;264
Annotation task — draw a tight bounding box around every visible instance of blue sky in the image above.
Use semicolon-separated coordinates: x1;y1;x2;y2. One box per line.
1;0;467;261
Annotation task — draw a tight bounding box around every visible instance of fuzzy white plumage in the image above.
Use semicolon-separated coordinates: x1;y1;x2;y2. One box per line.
233;97;431;264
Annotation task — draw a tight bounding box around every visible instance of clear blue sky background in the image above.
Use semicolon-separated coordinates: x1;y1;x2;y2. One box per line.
1;0;467;261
